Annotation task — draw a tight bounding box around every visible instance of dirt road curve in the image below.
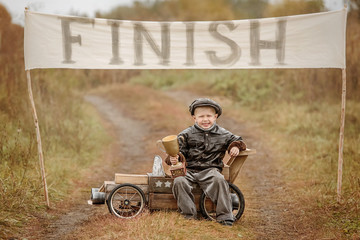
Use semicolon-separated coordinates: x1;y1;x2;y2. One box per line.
84;95;152;173
31;92;306;239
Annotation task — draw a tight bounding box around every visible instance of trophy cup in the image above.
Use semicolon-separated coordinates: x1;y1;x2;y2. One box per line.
157;135;186;178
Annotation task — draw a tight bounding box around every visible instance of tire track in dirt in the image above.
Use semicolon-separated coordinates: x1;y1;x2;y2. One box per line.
84;95;151;173
164;90;301;239
31;95;152;239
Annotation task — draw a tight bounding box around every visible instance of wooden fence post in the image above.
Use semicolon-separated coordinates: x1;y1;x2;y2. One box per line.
26;70;50;207
337;68;346;203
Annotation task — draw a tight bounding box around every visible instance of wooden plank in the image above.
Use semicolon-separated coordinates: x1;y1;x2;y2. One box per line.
27;70;49;207
149;177;174;193
224;148;256;166
98;184;105;192
149;193;177;210
148;177;203;194
221;148;256;183
148;193;205;210
229;156;248;183
222;165;230;181
240;148;257;156
114;173;148;185
337;68;346;202
104;182;149;194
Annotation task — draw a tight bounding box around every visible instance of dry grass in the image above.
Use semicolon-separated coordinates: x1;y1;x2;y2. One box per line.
0;98;110;238
68;211;252;240
233;99;360;238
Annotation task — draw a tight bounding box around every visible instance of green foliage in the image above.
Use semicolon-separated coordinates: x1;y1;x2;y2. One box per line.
98;0;265;21
209;70;281;107
129;68;344;107
130;70;196;89
228;0;269;19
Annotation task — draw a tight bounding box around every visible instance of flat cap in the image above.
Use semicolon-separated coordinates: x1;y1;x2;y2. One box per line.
189;98;222;117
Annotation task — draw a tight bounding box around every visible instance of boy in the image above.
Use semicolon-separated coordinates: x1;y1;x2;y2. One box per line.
165;98;246;226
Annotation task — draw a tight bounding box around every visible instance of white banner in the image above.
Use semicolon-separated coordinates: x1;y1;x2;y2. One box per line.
24;9;347;70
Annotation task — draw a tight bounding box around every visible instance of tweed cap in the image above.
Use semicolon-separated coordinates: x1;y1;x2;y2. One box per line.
189;98;222;117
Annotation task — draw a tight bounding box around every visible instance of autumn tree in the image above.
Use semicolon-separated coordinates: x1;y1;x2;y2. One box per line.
264;0;324;17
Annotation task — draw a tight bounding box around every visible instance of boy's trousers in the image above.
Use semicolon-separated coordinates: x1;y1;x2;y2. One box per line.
172;167;234;222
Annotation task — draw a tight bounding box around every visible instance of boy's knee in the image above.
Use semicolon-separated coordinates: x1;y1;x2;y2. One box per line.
213;176;227;188
173;176;192;196
173;176;190;190
210;173;228;192
174;176;186;185
210;169;226;183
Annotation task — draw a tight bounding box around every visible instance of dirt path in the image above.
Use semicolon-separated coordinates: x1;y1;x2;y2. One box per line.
84;95;151;173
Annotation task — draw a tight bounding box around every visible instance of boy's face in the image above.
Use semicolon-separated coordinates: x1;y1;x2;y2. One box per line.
193;107;218;129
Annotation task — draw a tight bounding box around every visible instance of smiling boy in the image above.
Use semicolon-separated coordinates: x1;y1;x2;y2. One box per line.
165;98;246;226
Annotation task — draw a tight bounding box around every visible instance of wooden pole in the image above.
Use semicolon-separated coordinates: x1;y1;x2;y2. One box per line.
26;70;50;207
337;68;346;203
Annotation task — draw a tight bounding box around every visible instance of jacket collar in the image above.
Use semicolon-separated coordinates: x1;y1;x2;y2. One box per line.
193;123;220;134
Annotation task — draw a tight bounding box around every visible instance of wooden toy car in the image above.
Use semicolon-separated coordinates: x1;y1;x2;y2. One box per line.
90;149;256;221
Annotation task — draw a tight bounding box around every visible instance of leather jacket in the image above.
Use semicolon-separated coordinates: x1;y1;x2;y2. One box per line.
167;123;245;171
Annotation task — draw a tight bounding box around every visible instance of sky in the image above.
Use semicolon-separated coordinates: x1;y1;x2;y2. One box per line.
1;0;344;26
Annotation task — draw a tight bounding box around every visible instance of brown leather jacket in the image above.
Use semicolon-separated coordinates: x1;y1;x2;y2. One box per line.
166;124;246;171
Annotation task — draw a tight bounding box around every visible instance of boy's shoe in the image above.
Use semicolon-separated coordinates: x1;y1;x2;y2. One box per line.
218;220;233;226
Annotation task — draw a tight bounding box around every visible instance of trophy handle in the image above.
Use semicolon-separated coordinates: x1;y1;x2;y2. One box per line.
156;140;166;153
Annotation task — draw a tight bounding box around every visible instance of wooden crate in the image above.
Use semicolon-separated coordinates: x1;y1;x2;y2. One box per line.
147;176;213;210
148;177;203;194
149;177;174;193
114;173;148;185
149;193;177;210
148;193;207;210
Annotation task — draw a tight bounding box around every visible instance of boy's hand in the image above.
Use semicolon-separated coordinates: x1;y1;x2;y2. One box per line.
229;147;240;157
169;154;179;165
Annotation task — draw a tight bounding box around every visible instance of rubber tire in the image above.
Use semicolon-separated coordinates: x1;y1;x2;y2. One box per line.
107;183;146;219
199;182;245;221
